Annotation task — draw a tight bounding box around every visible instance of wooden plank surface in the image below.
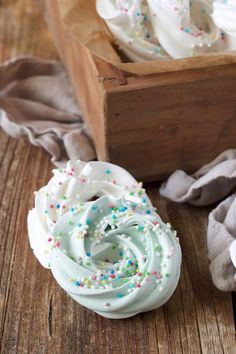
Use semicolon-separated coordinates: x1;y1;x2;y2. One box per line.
0;1;235;354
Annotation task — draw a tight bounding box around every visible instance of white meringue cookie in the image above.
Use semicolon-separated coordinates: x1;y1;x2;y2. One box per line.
50;195;181;319
28;160;153;268
96;0;170;62
97;0;225;60
212;0;236;51
148;0;224;59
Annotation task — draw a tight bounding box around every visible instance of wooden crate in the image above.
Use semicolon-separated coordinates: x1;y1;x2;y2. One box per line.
44;0;236;181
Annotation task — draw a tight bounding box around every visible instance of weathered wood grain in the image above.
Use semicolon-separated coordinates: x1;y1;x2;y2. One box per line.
0;1;235;354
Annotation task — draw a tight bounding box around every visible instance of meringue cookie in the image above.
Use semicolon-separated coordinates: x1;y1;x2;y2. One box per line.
96;0;170;62
97;0;225;61
28;160;153;268
212;0;236;51
50;195;181;319
148;0;224;59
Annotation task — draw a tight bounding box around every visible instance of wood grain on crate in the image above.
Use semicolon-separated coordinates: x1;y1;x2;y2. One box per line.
0;1;235;354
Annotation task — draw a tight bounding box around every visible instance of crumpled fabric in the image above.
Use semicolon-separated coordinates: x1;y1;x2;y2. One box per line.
160;150;236;291
0;56;96;166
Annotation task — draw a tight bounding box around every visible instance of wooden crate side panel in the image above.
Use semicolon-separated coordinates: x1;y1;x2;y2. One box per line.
45;0;108;161
106;70;236;180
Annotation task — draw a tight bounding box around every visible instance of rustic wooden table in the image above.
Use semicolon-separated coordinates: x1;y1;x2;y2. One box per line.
0;1;235;353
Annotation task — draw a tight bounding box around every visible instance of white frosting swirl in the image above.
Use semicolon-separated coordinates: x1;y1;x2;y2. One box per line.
212;0;236;50
50;195;181;319
28;160;153;268
96;0;170;61
148;0;224;59
97;0;224;60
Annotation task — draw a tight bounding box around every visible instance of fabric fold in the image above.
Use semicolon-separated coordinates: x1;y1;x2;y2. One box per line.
160;150;236;291
0;57;96;166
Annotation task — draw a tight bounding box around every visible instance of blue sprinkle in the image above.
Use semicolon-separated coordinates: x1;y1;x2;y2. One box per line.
105;169;111;174
77;223;82;228
86;252;91;257
75;281;81;286
86;219;92;225
142;198;147;203
119;206;128;212
146;210;151;215
56;204;60;209
110;270;115;274
117;293;124;298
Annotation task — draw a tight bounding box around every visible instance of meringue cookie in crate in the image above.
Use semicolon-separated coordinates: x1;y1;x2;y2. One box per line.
28;160;152;268
50;195;181;319
212;0;236;51
44;0;236;181
97;0;225;61
96;0;170;62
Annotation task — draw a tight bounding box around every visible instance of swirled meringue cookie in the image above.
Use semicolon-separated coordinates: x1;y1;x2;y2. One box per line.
97;0;225;61
28;160;153;268
212;0;236;51
50;195;181;319
96;0;170;62
148;0;224;59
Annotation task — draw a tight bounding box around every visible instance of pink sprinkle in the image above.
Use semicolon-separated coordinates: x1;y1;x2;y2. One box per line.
152;271;157;275
55;241;60;247
48;238;52;242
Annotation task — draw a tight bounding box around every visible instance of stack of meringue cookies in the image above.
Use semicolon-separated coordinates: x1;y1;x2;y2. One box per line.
96;0;236;61
28;161;181;319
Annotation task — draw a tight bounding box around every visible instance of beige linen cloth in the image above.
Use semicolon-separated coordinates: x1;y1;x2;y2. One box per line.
160;150;236;291
0;57;96;166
